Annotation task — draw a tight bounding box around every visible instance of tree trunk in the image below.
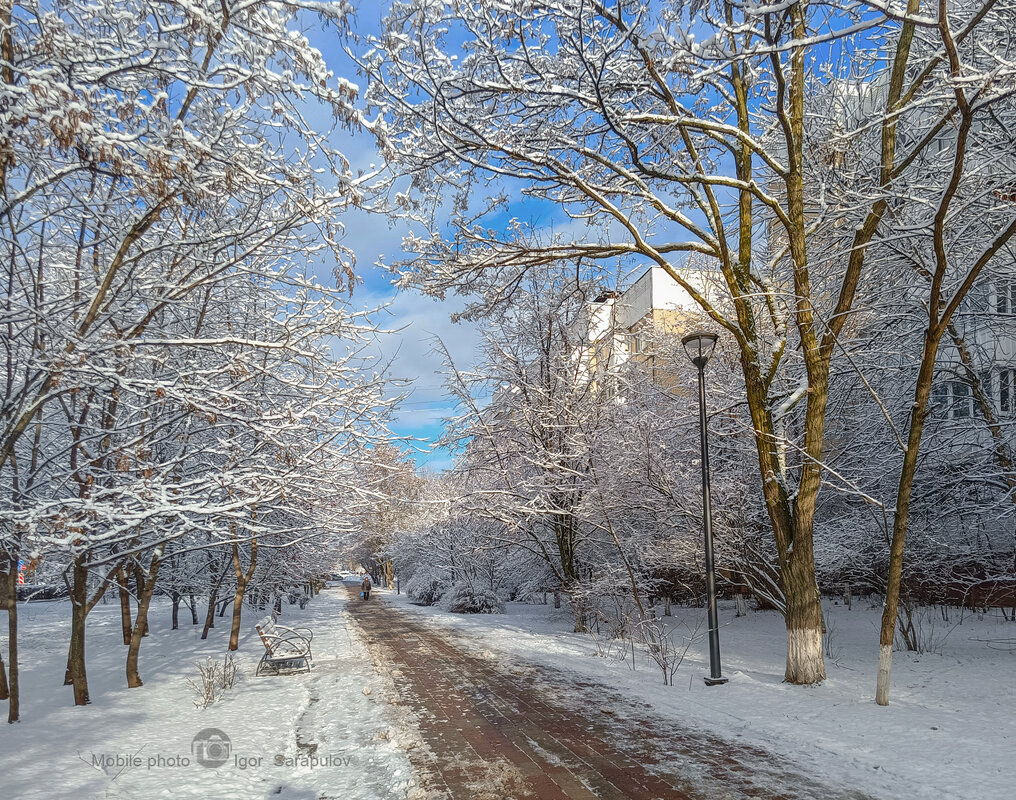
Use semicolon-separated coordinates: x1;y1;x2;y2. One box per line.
133;564;148;636
126;548;163;688
739;349;827;685
228;539;258;652
201;554;227;640
201;590;217;639
782;552;825;685
0;558;9;703
66;556;90;706
2;557;17;721
117;566;132;645
171;591;180;630
188;593;198;625
569;586;587;633
877;334;939;706
228;582;246;652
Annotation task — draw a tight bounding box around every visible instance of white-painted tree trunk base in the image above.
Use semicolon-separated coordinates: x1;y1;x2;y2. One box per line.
875;643;893;705
785;627;826;684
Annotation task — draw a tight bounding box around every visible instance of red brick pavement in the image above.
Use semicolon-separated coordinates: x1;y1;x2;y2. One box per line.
345;588;869;800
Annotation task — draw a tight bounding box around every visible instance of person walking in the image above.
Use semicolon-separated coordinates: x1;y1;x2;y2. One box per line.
361;575;372;601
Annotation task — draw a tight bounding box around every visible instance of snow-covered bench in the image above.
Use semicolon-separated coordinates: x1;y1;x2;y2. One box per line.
254;614;314;676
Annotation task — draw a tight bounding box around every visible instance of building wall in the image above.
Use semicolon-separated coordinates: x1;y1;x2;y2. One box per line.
579;266;717;395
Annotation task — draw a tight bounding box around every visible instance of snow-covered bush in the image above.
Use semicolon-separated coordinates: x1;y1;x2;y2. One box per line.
405;567;448;606
441;583;505;614
187;654;240;709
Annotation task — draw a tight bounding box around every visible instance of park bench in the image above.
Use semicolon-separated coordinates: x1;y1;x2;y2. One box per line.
254;613;314;676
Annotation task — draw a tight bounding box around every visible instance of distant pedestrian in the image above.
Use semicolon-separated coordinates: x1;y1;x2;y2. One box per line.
361;575;372;601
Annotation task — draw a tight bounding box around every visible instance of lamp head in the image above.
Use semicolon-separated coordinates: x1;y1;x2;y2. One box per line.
682;331;718;369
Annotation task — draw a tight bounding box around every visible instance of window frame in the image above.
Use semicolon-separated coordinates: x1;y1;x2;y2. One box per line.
932;379;975;420
1000;368;1015;415
996;278;1016;315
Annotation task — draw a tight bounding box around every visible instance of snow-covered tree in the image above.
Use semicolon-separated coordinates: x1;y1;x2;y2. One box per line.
0;0;395;720
363;0;1016;685
352;444;425;587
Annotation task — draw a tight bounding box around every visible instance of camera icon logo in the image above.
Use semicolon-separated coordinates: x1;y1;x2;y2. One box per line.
191;728;232;768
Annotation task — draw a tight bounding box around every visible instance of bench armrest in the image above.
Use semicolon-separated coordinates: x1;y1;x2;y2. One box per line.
274;624;313;643
261;632;312;657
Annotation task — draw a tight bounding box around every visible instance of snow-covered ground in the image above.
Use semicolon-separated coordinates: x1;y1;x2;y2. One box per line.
381;588;1015;800
0;583;419;800
4;581;1013;800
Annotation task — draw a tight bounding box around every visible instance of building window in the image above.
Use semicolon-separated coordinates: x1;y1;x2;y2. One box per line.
996;279;1016;314
952;382;971;418
1001;369;1016;414
630;332;645;355
932;381;974;420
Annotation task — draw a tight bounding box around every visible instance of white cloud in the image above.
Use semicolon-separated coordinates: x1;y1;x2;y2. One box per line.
338;251;481;467
354;284;482;398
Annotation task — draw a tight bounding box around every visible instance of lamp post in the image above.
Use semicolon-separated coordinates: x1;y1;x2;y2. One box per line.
682;331;727;686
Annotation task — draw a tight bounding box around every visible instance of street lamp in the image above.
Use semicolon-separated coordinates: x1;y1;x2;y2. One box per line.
681;331;728;686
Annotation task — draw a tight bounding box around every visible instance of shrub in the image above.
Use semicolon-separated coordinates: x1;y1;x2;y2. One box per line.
441;583;505;614
187;653;240;708
405;567;448;606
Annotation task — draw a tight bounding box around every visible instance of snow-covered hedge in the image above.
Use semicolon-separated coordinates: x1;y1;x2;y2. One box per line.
440;583;506;614
405;567;448;606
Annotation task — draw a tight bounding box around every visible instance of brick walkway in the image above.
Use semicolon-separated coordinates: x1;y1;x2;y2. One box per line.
345;588;869;800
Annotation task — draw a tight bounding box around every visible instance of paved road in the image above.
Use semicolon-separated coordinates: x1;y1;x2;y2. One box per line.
345;589;868;800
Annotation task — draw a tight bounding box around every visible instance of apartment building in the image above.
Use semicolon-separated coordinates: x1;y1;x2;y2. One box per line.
577;265;715;395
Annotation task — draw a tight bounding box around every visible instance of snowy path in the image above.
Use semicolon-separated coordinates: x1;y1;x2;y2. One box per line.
345;588;869;800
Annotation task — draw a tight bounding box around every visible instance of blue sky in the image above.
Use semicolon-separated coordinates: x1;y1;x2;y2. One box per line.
301;5;487;472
